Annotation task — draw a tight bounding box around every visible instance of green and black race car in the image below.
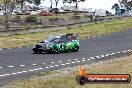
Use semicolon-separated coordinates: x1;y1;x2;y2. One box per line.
32;34;80;54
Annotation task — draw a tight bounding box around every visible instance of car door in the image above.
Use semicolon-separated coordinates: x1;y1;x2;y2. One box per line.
58;37;66;51
65;35;73;50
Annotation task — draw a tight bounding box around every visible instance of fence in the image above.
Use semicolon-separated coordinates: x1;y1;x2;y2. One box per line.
0;16;131;36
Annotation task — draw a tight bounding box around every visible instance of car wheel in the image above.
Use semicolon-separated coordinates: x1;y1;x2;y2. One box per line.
52;48;60;54
38;50;42;54
33;50;38;54
73;44;79;52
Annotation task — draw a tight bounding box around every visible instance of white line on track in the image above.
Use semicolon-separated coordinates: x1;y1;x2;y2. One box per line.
22;71;27;73
71;62;75;64
0;67;3;69
55;65;59;66
28;70;34;72
82;58;85;60
96;56;100;58
68;60;71;61
20;65;25;67
82;60;85;62
32;64;37;66
0;75;5;77
11;73;17;75
49;66;54;68
59;61;62;62
51;62;55;64
45;67;49;68
123;51;127;53
112;53;116;55
90;57;95;60
87;59;91;60
8;66;14;68
74;59;78;60
109;54;112;55
33;69;39;71
129;50;132;51
76;61;80;63
66;63;70;65
17;72;22;74
38;68;43;70
61;64;65;66
5;74;10;76
42;63;45;65
0;49;3;51
117;52;121;54
105;54;109;56
100;55;104;57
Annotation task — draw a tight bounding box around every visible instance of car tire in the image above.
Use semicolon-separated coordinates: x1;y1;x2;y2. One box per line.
73;44;79;52
52;48;60;54
38;50;42;54
33;50;38;54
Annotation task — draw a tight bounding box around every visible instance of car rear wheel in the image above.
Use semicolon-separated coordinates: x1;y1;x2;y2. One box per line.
73;44;79;52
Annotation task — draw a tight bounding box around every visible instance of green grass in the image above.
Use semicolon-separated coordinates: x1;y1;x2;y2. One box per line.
4;54;132;88
0;17;132;48
0;0;3;3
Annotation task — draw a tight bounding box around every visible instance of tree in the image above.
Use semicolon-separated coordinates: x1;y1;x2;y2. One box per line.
50;0;53;8
112;3;120;14
54;0;59;15
119;0;132;11
63;0;85;10
33;0;41;6
120;0;128;8
4;0;19;29
55;0;59;8
63;0;85;18
125;0;132;11
17;0;41;11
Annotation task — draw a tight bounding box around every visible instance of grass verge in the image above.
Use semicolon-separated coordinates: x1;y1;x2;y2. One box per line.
4;53;132;88
0;17;132;48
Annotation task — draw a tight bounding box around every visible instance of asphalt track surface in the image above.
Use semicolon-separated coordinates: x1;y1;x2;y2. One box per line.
0;29;132;86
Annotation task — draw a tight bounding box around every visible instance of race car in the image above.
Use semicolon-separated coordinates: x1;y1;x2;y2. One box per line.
32;34;80;54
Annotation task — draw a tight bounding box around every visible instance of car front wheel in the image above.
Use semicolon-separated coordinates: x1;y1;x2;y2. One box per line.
52;48;60;54
73;45;79;52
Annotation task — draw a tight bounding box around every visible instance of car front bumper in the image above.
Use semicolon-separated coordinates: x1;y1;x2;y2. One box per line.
32;47;51;52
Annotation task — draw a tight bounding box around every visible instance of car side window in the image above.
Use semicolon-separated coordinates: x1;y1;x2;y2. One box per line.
66;35;76;42
60;37;66;43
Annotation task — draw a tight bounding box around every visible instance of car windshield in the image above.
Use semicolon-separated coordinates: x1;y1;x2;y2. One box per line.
44;36;60;42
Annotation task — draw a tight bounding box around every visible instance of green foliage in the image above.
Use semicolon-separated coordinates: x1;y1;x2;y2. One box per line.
112;3;120;11
25;15;37;22
113;0;132;11
33;0;41;6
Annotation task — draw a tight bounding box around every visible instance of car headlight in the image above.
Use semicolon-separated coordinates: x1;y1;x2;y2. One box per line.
46;44;51;49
